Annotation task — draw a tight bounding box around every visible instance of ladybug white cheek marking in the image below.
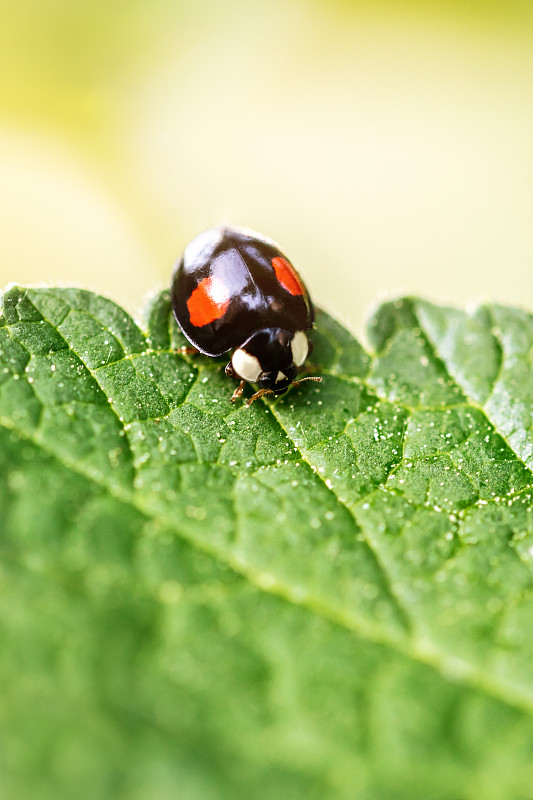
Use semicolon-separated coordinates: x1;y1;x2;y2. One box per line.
232;349;262;383
291;331;308;367
276;371;285;383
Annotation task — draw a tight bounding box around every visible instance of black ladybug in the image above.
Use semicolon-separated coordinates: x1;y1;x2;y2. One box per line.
171;226;321;405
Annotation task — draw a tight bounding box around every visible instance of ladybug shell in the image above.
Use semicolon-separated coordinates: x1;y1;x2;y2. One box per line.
171;226;314;357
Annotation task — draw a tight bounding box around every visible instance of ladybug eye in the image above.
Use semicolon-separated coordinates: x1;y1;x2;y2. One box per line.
291;331;308;367
232;349;262;383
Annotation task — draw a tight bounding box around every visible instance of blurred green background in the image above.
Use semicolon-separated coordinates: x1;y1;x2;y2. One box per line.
1;0;533;336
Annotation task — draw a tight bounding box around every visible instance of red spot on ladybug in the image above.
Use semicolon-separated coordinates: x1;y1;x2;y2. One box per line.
187;275;230;327
271;256;304;296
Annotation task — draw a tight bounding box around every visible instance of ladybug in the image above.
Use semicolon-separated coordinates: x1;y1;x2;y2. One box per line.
171;226;321;405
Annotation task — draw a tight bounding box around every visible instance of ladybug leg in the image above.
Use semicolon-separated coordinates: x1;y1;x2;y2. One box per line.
246;387;274;407
230;380;246;403
178;345;199;355
226;362;247;403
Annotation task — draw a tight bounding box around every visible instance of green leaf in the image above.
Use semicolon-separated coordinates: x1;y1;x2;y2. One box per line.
2;286;533;800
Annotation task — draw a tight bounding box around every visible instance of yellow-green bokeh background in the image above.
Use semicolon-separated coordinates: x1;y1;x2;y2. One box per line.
1;0;533;336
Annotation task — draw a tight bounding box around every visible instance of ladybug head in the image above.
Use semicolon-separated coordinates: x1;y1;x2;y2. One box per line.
230;328;309;395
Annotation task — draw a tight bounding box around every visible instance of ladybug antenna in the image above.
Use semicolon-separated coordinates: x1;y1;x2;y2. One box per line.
292;376;322;388
245;376;322;407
